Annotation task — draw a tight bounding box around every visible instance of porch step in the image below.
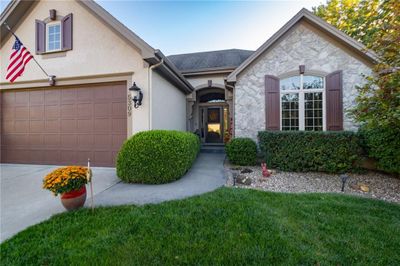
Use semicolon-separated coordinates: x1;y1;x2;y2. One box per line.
200;144;225;154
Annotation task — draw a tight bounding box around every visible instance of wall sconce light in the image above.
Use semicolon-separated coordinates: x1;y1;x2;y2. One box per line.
129;82;143;108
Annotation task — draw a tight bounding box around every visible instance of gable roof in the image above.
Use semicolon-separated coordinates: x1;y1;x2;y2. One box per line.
0;0;193;93
168;49;254;74
227;8;379;83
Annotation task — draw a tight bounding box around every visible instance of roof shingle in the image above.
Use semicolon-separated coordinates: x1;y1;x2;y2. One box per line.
167;49;254;73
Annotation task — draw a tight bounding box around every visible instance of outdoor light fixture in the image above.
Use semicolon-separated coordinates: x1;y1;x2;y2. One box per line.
340;174;349;192
129;82;143;108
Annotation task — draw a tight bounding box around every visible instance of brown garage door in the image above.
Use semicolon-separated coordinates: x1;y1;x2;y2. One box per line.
0;82;127;167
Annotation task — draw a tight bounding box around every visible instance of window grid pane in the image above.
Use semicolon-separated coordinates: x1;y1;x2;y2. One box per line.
47;24;61;51
281;93;299;131
304;92;323;131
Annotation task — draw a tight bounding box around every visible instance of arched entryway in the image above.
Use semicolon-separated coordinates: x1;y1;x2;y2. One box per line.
196;88;229;144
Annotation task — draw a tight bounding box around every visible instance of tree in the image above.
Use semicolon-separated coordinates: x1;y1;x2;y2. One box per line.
313;0;400;128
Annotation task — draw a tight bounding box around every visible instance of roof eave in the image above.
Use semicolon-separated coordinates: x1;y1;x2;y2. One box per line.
145;50;194;94
227;8;379;83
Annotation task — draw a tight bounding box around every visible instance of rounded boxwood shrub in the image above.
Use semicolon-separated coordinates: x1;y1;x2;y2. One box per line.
225;138;257;166
117;130;200;184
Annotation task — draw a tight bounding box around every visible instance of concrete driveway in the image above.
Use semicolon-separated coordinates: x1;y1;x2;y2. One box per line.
0;164;119;242
0;153;226;243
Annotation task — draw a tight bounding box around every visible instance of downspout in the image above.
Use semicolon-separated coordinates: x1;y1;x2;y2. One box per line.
148;58;164;130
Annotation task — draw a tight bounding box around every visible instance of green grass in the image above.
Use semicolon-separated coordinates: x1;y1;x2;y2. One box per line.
1;188;399;265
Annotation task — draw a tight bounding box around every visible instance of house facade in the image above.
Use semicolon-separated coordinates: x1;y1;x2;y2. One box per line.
0;0;377;166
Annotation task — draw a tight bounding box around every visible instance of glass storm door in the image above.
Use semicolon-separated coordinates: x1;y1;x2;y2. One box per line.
205;107;223;143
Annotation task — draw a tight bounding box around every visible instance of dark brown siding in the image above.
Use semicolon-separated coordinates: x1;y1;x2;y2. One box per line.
61;13;73;51
35;20;46;54
326;70;343;131
265;75;280;130
0;82;127;167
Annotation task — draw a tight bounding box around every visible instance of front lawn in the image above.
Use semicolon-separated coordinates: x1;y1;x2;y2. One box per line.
1;188;399;265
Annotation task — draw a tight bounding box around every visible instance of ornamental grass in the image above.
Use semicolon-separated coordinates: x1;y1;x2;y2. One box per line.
43;166;91;196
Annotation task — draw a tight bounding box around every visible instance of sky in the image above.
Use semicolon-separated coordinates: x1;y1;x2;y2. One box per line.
0;0;325;55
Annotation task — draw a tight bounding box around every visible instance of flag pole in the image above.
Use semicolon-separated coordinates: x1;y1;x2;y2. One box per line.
3;22;54;83
88;158;94;212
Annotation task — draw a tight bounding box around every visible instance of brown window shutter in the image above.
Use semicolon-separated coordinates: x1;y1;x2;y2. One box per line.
61;13;73;51
326;70;343;131
35;20;46;54
265;75;280;130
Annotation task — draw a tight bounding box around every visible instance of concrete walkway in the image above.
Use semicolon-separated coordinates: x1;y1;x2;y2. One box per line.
0;153;226;242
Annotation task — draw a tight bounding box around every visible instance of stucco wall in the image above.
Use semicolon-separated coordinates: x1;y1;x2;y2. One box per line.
234;22;373;140
0;0;146;82
151;71;186;131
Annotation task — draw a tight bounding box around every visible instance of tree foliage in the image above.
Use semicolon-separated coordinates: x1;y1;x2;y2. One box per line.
313;0;400;128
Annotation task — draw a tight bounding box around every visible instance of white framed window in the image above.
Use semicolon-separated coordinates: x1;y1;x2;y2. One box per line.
46;22;61;52
280;74;326;131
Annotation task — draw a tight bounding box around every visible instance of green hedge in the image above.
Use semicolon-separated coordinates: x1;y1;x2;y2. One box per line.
225;138;257;166
258;131;362;173
359;126;400;175
116;130;200;184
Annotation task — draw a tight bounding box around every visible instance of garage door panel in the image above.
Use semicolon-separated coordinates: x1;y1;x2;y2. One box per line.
77;88;94;102
77;103;93;118
30;120;44;133
94;118;111;132
94;103;111;117
77;119;93;133
1;82;126;167
43;150;61;164
112;102;126;117
44;134;60;146
3;107;15;120
45;89;60;104
77;135;94;148
61;134;77;148
61;119;76;132
3;92;15;105
112;134;126;148
94;151;112;165
94;134;112;148
61;89;77;103
15;91;29;105
15;120;29;133
29;150;44;163
30;106;44;119
112;118;127;133
61;104;76;118
29;90;44;105
45;105;60;118
45;120;60;133
15;106;29;119
75;151;94;164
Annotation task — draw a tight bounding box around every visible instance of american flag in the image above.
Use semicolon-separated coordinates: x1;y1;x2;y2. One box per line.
6;37;33;83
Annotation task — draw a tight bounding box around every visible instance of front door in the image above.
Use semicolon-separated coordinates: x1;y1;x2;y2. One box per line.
200;107;223;143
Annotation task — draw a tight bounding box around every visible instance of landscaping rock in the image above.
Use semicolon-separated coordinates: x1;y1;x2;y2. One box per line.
224;160;400;204
241;168;253;174
236;175;252;185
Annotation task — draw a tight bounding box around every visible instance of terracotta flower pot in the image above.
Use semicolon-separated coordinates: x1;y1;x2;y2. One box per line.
60;186;87;211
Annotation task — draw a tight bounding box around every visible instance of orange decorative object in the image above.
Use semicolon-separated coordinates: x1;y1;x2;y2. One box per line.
61;186;87;211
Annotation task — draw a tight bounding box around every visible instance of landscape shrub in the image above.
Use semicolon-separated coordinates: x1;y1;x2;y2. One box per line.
117;130;200;184
359;126;400;175
258;131;362;173
225;138;257;166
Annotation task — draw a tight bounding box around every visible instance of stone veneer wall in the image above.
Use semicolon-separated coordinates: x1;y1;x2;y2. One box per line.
234;24;372;141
